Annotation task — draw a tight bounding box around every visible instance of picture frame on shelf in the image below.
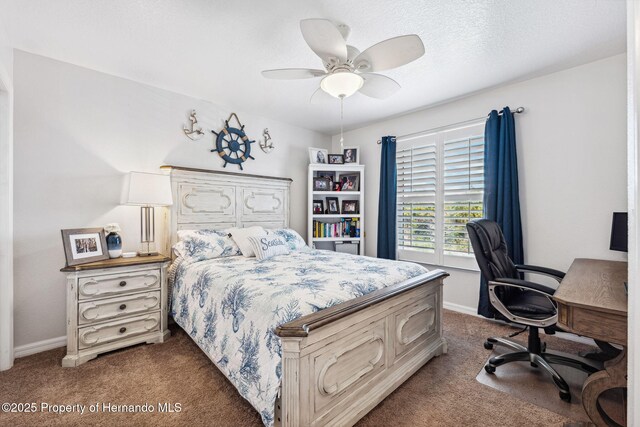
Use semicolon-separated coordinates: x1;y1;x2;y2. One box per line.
338;173;360;191
343;146;359;164
312;177;332;191
326;197;340;214
309;147;328;164
317;172;334;188
313;200;324;214
328;154;344;164
61;227;109;267
342;200;360;215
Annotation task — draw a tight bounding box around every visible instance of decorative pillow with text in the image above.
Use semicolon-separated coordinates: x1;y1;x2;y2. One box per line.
246;235;291;260
228;226;268;257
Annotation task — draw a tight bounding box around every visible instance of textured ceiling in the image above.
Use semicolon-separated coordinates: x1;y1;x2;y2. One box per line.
0;0;626;134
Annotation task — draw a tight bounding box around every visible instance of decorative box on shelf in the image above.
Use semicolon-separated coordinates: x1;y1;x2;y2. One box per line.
60;254;171;367
308;163;365;255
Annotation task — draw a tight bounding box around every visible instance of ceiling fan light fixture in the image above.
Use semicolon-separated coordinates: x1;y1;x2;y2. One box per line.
320;72;363;98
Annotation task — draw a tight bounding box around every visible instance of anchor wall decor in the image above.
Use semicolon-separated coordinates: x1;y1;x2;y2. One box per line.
183;110;204;140
260;128;274;153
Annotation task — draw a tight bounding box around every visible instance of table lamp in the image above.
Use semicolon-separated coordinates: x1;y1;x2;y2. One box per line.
121;171;173;256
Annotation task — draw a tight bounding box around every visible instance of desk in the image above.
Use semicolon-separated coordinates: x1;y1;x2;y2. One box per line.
554;258;628;427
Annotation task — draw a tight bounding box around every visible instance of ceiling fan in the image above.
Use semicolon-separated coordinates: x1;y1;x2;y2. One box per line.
262;19;425;101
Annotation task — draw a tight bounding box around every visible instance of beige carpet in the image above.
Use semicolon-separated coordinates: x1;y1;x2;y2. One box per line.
477;347;626;426
477;347;593;423
0;310;597;426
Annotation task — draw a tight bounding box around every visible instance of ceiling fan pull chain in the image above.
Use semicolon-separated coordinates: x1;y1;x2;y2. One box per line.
340;95;345;150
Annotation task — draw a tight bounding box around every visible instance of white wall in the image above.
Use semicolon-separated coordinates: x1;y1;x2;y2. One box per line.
13;51;331;349
0;24;14;370
626;1;639;423
332;54;628;312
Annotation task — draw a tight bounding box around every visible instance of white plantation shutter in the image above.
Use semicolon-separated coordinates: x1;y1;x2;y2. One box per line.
396;122;484;269
443;135;484;255
397;142;437;255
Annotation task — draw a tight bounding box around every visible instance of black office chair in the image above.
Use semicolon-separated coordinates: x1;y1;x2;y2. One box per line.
466;219;598;402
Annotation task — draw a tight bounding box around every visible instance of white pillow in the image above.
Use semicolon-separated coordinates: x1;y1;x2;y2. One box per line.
247;235;290;260
172;229;241;262
228;226;267;257
269;228;307;251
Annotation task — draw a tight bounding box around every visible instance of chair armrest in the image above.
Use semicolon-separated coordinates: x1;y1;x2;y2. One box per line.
493;277;556;296
488;279;558;327
515;264;565;282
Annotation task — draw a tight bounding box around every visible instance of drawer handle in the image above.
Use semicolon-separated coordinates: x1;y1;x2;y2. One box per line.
119;327;127;334
119;281;127;287
119;304;127;310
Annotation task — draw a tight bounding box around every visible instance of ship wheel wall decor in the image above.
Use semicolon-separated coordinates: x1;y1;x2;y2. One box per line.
211;113;255;170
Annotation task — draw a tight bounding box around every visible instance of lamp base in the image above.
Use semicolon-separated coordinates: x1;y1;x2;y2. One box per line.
138;250;159;257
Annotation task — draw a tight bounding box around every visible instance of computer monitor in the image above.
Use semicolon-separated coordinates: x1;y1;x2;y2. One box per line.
609;212;628;252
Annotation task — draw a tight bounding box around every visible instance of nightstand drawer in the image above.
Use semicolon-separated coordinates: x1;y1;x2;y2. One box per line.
78;312;161;350
78;269;161;300
78;291;161;325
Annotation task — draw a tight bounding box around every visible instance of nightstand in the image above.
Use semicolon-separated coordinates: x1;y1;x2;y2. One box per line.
60;255;171;367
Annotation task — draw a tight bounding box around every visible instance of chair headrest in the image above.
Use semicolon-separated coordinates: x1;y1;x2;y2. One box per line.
466;218;518;281
466;219;505;254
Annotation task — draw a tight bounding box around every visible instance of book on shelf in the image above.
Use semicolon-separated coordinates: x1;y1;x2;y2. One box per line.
312;218;361;239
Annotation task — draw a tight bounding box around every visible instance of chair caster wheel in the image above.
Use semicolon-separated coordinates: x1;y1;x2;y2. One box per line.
559;391;571;402
485;364;496;374
484;341;494;350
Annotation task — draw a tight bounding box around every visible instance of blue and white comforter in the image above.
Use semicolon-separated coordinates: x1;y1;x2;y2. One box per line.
170;249;428;426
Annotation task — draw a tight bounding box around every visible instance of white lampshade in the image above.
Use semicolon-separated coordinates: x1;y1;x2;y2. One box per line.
121;172;173;206
320;72;364;98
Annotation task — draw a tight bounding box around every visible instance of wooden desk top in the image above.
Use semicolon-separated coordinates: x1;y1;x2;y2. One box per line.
554;258;628;316
60;254;171;272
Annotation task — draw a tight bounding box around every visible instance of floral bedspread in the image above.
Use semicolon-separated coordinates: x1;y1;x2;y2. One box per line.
170;249;428;426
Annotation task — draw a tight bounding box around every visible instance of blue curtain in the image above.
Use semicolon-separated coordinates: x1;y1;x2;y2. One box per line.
377;136;397;260
479;107;524;318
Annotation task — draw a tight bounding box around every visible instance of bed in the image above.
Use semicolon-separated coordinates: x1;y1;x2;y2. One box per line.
161;165;448;427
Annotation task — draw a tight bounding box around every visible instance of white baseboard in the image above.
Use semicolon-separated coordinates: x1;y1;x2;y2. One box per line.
11;308;594;360
443;301;478;317
14;336;66;358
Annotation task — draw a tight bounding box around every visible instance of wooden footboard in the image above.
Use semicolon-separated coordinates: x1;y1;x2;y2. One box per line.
274;270;448;427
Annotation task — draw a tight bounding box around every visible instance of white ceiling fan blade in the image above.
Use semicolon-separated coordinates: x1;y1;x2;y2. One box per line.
310;87;337;105
262;68;326;79
359;73;401;99
354;35;425;73
346;45;361;63
300;19;348;65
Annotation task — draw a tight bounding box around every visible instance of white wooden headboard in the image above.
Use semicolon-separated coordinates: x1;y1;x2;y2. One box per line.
161;165;292;253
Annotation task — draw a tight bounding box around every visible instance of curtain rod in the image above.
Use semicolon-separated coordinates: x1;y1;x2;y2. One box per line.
376;107;525;144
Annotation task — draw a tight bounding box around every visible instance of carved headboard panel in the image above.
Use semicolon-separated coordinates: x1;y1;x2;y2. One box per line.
161;165;292;253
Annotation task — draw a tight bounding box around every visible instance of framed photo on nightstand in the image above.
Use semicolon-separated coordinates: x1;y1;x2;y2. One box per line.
61;227;109;266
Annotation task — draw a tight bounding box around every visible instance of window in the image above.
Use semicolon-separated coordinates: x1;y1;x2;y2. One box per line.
397;122;484;270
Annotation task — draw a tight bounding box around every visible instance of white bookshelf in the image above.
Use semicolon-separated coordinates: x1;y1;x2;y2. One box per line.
308;164;365;255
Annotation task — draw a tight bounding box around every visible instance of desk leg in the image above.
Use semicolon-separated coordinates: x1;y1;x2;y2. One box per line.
582;347;627;427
